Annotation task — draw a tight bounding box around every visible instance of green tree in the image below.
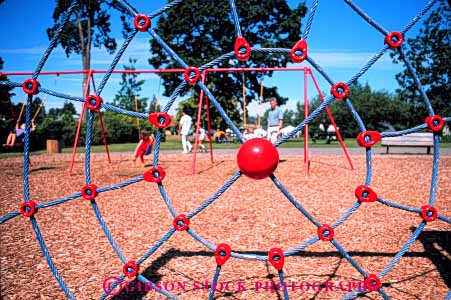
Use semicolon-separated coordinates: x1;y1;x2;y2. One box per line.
111;58;148;111
149;0;307;129
47;0;127;93
392;3;451;123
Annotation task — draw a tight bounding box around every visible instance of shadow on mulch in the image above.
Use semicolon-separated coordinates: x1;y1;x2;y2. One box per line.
110;229;450;299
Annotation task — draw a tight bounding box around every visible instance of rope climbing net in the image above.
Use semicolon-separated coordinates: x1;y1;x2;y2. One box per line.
1;0;451;299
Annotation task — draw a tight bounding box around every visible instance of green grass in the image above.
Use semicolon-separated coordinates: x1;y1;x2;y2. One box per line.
2;137;451;159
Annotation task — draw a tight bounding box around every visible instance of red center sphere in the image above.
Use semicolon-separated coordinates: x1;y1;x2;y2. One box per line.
237;138;279;179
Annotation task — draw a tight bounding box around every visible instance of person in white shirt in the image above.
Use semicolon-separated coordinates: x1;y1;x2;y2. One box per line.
198;127;207;152
178;109;193;154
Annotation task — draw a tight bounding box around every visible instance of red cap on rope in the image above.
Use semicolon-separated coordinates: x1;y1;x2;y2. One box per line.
134;14;151;32
19;200;38;217
81;184;98;201
85;95;103;111
420;205;437;222
143;166;166;183
268;248;284;270
355;185;378;203
214;243;232;266
148;112;171;129
290;39;308;63
364;274;381;291
425;115;444;132
384;32;403;49
331;82;349;100
234;36;251;61
123;260;139;278
356;131;381;148
22;79;40;95
173;214;190;231
318;224;334;241
184;66;200;85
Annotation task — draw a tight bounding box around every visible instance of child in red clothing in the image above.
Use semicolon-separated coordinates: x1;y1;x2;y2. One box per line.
133;130;154;166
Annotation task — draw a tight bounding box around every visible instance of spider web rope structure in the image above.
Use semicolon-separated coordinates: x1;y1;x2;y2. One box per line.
0;0;450;299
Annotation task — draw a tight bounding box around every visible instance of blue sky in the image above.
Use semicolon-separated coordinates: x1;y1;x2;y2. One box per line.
0;0;436;116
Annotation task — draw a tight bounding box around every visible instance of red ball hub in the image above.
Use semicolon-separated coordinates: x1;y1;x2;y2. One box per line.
237;138;279;180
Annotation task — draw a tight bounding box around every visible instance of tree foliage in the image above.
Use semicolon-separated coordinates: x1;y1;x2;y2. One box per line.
392;3;451;123
149;0;307;129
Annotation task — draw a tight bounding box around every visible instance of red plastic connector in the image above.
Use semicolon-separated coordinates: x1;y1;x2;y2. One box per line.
81;184;98;201
318;224;334;241
420;205;438;222
134;14;151;32
148;112;171;129
384;32;403;49
184;66;200;85
356;131;382;148
214;243;232;266
173;214;190;231
364;274;381;291
237;138;279;180
143;166;166;183
331;82;349;100
268;248;284;270
123;260;139;278
19;200;38;217
425;115;444;132
290;39;308;63
234;36;251;61
22;79;40;95
85;95;103;111
355;185;378;203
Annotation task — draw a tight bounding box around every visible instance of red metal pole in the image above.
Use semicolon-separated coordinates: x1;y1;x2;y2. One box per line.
191;71;206;176
304;69;309;176
2;69;186;76
206;96;214;164
308;70;354;170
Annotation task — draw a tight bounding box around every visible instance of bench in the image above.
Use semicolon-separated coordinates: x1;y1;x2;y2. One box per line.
381;132;434;154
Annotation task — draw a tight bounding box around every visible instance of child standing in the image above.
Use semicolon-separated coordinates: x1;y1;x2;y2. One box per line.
133;130;154;167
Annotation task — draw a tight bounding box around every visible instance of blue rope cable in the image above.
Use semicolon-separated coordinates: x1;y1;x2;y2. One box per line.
85;111;94;185
148;28;189;69
38;86;85;102
285;236;320;256
438;214;451;224
0;80;22;88
344;0;388;35
30;217;76;299
377;198;421;213
162;82;187;113
116;0;137;17
347;46;388;86
381;123;428;137
96;30;138;95
91;200;127;264
306;56;335;85
208;266;221;300
149;0;184;19
331;239;368;277
197;81;244;142
0;211;21;224
344;98;366;132
37;192;83;209
152;130;163;166
332;201;361;228
96;176;144;193
278;270;290;300
157;183;178;217
101;102;148;119
32;0;78;79
23;96;32;202
136;228;175;265
401;0;436;35
365;148;372;186
302;0;319;40
270;175;322;227
379;222;426;277
397;48;435;115
228;0;243;37
429;134;440;206
188;171;241;218
445;290;451;300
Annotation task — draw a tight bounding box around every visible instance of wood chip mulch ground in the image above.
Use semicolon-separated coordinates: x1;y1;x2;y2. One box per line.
0;151;450;300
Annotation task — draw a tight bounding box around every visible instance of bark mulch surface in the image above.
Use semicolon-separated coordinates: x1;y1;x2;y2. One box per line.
0;152;450;300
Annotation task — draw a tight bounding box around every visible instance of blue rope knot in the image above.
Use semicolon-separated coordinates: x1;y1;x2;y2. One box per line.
177;220;184;227
239;47;247;54
152;171;160;178
219;250;226;257
272;255;281;261
295;49;304;57
323;230;330;237
364;135;371;143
